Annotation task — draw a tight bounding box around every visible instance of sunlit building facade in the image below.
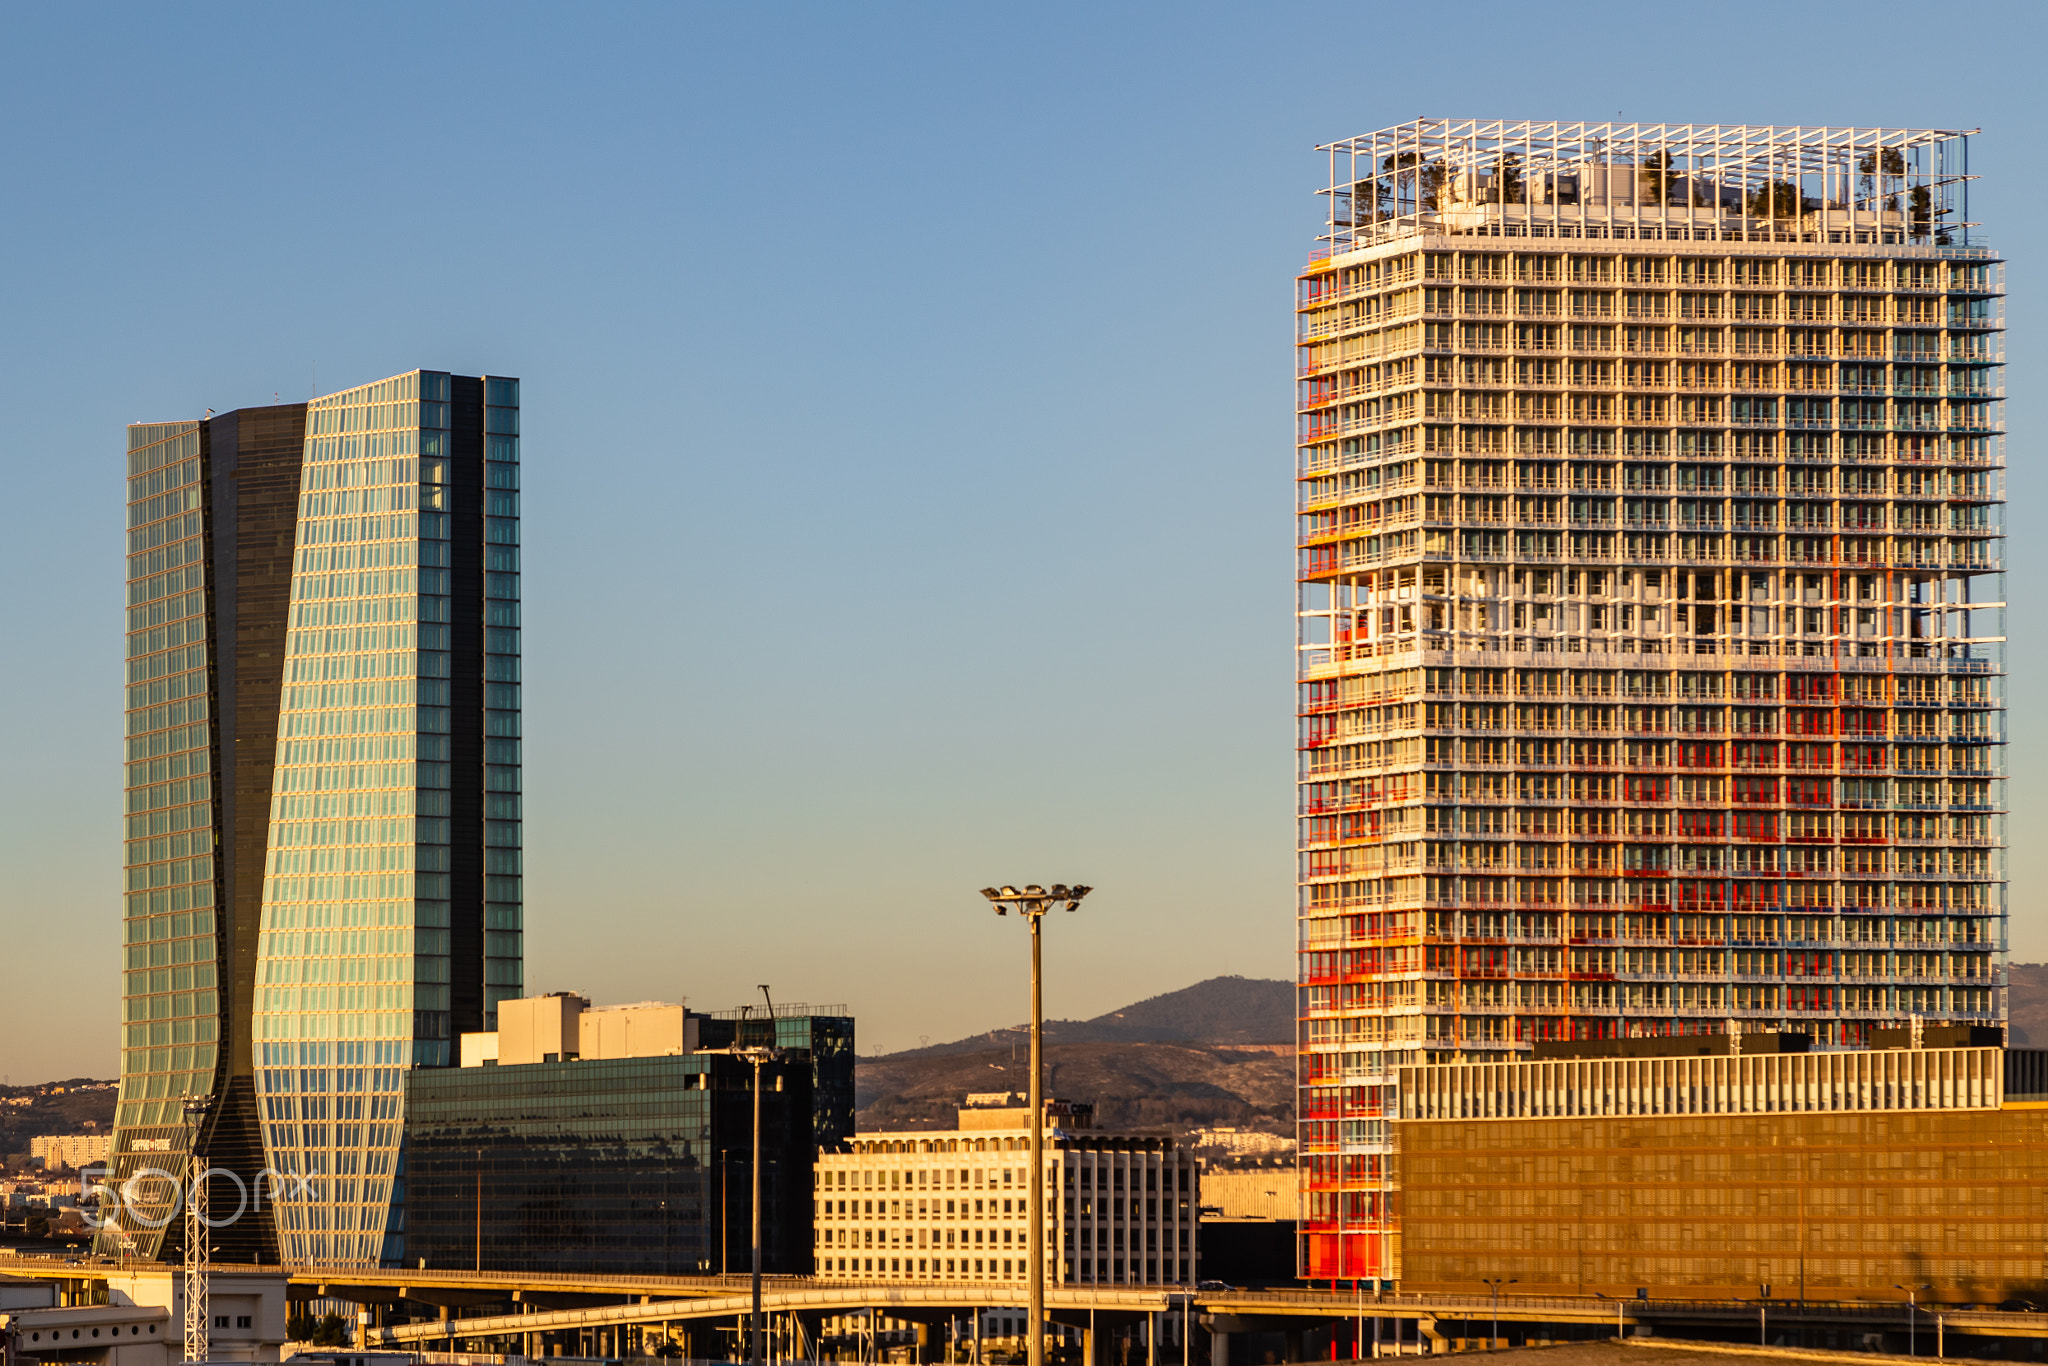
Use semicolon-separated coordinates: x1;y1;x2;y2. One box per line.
252;369;522;1265
1293;122;2005;1280
103;404;310;1264
102;370;521;1266
816;1098;1197;1288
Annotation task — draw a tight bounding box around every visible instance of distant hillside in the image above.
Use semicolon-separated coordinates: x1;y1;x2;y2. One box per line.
2010;963;2048;1047
0;1082;117;1167
881;976;1292;1060
856;1041;1293;1135
854;976;1296;1137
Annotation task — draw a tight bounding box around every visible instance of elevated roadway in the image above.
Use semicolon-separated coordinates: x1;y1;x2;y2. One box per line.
371;1286;2048;1349
6;1259;2045;1349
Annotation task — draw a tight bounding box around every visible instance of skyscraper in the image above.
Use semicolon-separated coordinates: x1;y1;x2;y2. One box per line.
103;371;522;1269
1293;122;2003;1280
107;403;310;1264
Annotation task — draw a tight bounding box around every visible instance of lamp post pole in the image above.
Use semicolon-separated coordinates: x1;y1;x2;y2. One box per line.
980;884;1092;1366
699;989;785;1366
1895;1284;1928;1357
1479;1279;1515;1349
751;1045;766;1366
747;983;781;1366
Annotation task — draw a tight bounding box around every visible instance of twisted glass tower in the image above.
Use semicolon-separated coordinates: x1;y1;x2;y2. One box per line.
252;369;522;1265
103;369;521;1267
103;405;310;1263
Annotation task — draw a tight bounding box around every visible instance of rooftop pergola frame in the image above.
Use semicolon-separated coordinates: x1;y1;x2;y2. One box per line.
1319;120;1978;254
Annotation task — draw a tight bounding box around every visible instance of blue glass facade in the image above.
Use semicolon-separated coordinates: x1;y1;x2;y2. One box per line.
106;421;224;1256
252;370;521;1266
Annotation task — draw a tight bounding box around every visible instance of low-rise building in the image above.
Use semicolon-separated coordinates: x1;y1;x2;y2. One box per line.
405;993;853;1275
815;1096;1196;1287
1199;1167;1298;1221
1395;1032;2048;1302
1197;1163;1299;1287
0;1267;288;1366
29;1137;111;1172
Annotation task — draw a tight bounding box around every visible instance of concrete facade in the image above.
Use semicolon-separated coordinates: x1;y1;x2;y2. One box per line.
1394;1043;2048;1302
816;1100;1197;1288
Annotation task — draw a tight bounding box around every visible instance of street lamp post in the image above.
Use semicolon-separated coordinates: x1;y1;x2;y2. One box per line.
699;986;787;1366
1895;1285;1932;1357
979;884;1093;1366
1479;1279;1516;1349
749;1045;765;1366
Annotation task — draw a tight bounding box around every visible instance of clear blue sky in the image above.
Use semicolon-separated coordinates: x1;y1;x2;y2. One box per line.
2;2;2043;1082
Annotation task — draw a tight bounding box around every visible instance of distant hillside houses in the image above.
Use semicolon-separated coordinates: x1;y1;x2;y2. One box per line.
1188;1126;1296;1157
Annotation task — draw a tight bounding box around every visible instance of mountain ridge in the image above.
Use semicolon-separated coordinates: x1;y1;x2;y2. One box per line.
2009;962;2048;1047
868;975;1293;1060
856;1040;1295;1134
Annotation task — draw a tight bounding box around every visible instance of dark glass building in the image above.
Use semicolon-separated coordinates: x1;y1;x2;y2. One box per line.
403;1006;852;1275
700;1005;856;1153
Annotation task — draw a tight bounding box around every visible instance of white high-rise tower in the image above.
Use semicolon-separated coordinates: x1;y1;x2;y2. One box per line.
1293;122;2004;1281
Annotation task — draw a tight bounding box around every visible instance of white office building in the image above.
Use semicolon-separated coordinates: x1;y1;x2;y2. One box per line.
815;1096;1196;1286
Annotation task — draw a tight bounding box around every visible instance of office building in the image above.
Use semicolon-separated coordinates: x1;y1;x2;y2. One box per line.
28;1135;112;1171
1394;1031;2043;1301
1199;1168;1299;1221
404;994;850;1275
1197;1167;1299;1289
0;1267;291;1366
102;371;522;1268
815;1096;1196;1287
1294;122;2005;1279
697;1001;856;1155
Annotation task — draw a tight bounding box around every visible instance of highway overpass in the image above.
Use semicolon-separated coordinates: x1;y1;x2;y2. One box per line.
6;1258;2044;1359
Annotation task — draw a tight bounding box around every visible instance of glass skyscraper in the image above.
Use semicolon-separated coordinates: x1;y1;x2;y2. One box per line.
104;404;310;1263
103;370;522;1269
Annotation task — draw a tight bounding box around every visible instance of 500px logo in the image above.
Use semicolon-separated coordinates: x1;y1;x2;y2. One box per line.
77;1167;315;1231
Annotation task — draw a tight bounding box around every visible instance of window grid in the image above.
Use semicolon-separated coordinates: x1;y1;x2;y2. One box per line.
1296;129;2005;1284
